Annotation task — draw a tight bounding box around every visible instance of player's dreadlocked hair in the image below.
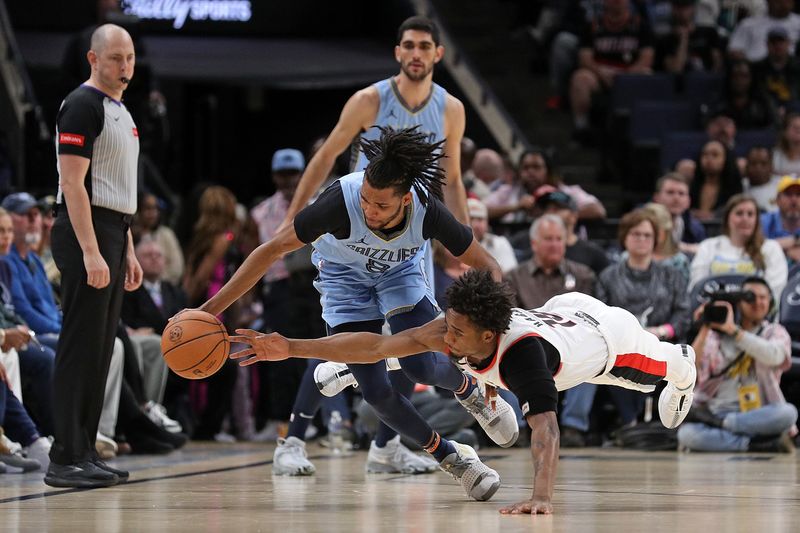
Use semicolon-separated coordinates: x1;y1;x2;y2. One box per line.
359;125;446;207
446;270;514;334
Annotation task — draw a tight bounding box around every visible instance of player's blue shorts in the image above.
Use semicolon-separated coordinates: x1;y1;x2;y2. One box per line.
313;256;438;328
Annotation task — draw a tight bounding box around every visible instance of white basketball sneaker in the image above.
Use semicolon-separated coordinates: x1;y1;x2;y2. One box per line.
272;437;316;476
314;362;358;397
366;435;439;474
439;441;501;501
658;344;696;429
456;387;519;448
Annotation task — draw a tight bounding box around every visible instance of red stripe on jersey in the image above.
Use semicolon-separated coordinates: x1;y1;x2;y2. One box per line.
59;133;85;147
132;128;139;137
613;353;667;378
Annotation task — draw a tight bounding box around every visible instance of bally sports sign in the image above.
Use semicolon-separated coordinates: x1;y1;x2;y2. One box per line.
120;0;252;29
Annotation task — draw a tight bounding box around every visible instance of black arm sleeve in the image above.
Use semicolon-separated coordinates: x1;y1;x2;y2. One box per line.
421;196;473;257
56;88;104;159
293;181;351;243
498;337;560;416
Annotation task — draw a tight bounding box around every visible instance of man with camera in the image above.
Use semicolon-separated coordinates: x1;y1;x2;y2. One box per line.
678;277;797;453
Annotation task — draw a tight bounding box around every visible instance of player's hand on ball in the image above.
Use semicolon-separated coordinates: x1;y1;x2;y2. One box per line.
228;329;290;365
499;497;553;515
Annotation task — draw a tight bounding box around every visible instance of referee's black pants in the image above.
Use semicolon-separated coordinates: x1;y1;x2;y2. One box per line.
49;207;130;465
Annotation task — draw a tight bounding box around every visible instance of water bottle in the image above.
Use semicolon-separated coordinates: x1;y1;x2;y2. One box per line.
327;410;346;455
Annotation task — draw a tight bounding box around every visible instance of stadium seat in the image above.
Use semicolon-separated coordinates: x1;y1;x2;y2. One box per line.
660;130;707;172
630;100;697;145
611;74;675;116
683;72;724;110
734;129;778;158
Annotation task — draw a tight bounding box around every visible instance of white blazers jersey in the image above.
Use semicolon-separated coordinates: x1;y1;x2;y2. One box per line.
451;306;612;393
451;292;682;395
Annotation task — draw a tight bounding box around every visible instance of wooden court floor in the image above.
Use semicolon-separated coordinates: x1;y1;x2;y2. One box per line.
1;442;798;532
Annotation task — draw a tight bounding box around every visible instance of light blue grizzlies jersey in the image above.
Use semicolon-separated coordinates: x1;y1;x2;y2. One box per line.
353;78;447;172
311;171;437;327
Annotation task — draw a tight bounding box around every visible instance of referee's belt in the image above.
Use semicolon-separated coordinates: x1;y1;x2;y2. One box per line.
56;203;134;226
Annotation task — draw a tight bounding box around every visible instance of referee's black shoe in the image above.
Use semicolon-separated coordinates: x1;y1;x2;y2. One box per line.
92;457;129;481
44;461;119;488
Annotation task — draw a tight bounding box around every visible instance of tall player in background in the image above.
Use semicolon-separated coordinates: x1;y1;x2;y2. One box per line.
282;15;468;225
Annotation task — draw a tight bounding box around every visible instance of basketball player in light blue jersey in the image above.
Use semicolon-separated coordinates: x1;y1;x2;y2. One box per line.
282;15;467;225
200;128;517;501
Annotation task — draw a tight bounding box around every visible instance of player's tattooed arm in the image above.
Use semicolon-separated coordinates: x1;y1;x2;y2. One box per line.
500;410;559;515
229;319;449;366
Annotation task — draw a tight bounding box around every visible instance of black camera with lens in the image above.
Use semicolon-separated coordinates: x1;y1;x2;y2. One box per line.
702;290;756;324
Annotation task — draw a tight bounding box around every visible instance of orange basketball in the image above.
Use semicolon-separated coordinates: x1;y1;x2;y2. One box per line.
161;310;229;380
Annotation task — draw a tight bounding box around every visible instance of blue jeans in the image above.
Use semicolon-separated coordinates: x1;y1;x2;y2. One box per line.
677;403;799;451
0;379;39;446
561;383;644;432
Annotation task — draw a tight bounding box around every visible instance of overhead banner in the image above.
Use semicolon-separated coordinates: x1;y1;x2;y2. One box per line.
120;1;252;30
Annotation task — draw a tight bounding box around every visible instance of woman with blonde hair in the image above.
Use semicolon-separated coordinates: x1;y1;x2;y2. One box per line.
183;186;239;306
690;194;788;299
642;202;690;283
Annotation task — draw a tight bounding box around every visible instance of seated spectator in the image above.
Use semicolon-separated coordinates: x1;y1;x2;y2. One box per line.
539;190;610;274
727;0;800;62
760;175;800;264
0;362;51;472
752;27;800;113
655;0;723;74
772;112;800;176
742;146;782;212
133;192;184;286
486;148;606;223
504;214;595;309
34;195;59;294
0;193;61;335
569;0;654;142
467;198;517;274
0;206;56;437
121;238;175;410
690;194;788;298
561;208;691;447
691;140;743;220
653;173;707;253
695;0;765;34
679;276;797;453
544;1;599;111
460;137;488;199
471;148;505;195
642;202;692;283
706;59;778;130
601;208;691;342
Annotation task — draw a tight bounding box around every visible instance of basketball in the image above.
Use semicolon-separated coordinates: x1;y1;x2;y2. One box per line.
161;310;229;380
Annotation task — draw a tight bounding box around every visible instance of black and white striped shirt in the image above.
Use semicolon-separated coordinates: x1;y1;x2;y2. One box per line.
55;85;139;214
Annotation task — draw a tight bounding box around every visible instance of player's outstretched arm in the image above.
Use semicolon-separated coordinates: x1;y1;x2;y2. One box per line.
200;224;304;317
229;318;448;366
500;410;559;515
280;88;379;228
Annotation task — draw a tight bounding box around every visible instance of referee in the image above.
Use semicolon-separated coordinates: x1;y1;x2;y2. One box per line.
44;24;143;488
